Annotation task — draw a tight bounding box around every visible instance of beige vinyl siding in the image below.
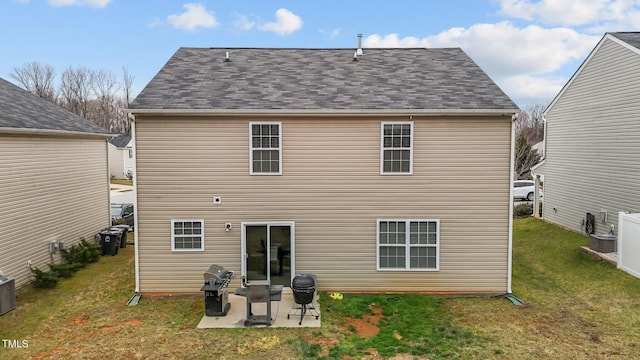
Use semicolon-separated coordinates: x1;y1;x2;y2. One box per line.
0;134;110;288
134;115;512;294
541;38;640;234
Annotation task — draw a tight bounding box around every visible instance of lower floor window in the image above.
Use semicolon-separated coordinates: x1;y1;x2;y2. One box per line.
377;219;439;270
171;219;204;251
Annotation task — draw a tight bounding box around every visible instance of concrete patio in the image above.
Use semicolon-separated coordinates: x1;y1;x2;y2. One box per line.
197;290;321;329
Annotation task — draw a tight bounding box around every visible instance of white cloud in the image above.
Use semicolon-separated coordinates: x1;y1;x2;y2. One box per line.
364;22;601;106
233;14;256;32
48;0;111;7
496;0;640;29
258;8;303;36
498;74;567;105
319;28;341;39
167;3;218;31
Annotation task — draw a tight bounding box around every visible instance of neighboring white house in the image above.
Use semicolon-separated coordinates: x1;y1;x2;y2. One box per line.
0;77;112;289
108;134;134;179
532;32;640;235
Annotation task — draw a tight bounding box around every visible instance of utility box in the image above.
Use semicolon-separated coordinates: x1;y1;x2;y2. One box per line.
0;276;16;316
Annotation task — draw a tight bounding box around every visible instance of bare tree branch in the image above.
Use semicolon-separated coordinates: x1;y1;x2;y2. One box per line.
10;62;57;102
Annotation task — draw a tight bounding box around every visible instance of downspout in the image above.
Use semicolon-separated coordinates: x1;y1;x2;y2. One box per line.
532;114;547;218
507;113;516;294
106;138;112;231
131;116;140;294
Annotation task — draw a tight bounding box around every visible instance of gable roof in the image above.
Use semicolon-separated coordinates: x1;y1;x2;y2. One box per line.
130;47;518;115
0;77;111;137
545;32;640;114
109;134;131;148
610;32;640;50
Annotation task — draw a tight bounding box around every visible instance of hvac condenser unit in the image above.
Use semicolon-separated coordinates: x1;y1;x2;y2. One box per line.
0;275;17;315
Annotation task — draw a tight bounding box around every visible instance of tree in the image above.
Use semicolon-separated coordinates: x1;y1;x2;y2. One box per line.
514;103;545;144
11;62;134;135
10;62;57;102
59;66;92;118
514;131;541;179
513;103;547;179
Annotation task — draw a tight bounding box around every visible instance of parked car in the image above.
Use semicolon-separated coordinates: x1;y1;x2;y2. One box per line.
110;203;134;229
513;180;542;201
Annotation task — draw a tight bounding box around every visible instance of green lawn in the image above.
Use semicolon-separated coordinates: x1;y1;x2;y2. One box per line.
2;218;640;359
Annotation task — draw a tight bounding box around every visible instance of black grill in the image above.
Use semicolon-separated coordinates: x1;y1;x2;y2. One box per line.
288;274;320;325
201;264;234;316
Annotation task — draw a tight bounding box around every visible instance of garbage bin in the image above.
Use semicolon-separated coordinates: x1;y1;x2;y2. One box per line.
111;225;129;248
100;229;121;256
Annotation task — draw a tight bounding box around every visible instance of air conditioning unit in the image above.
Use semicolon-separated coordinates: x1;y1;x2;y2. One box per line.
0;275;17;315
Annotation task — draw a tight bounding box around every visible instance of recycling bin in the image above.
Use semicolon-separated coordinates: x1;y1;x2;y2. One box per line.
100;229;121;256
111;225;129;248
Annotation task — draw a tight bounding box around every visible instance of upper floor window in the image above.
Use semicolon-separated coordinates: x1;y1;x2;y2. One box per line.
250;122;282;175
381;122;413;174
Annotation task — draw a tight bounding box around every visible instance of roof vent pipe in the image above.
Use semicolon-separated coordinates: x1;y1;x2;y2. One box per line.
356;34;364;55
224;51;230;62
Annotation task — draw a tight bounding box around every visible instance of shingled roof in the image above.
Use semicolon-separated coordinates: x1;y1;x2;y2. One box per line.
130;47;518;112
610;32;640;50
0;77;111;136
109;134;131;148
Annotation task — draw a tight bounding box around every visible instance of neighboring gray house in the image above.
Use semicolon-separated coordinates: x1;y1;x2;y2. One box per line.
108;134;134;179
532;32;640;235
0;77;112;288
128;46;519;295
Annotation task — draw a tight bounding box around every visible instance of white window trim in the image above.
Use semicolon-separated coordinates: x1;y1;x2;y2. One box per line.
380;121;414;175
171;219;205;252
249;121;283;175
376;218;440;271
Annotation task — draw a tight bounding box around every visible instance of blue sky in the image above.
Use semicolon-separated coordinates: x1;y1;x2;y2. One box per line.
2;0;639;108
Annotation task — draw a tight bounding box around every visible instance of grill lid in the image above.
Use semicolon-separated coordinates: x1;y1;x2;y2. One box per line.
203;264;233;284
292;274;315;289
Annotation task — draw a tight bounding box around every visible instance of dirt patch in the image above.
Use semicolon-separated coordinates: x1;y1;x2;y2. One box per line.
101;318;143;332
72;315;88;325
345;305;384;338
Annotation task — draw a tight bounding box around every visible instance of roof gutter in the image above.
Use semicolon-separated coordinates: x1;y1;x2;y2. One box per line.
127;108;519;117
0;126;113;138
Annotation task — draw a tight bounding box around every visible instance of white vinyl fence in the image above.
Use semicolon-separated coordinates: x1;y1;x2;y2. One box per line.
617;212;640;278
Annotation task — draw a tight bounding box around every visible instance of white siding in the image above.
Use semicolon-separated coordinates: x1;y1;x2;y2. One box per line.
540;37;640;234
0;134;110;288
135;115;513;294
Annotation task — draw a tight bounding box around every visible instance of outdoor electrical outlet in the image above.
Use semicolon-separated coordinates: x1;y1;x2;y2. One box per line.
28;260;32;267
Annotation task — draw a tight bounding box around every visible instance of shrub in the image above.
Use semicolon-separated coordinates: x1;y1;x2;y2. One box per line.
48;263;82;278
514;203;533;217
61;237;101;266
31;267;58;289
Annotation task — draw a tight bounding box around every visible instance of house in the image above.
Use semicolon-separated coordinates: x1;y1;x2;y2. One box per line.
532;32;640;234
0;77;112;289
128;45;519;295
108;134;134;179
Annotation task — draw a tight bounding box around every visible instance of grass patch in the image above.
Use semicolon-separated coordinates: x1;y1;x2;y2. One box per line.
110;178;132;186
302;293;479;359
2;218;640;359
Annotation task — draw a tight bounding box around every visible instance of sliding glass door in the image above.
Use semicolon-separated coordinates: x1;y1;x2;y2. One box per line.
242;222;294;287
